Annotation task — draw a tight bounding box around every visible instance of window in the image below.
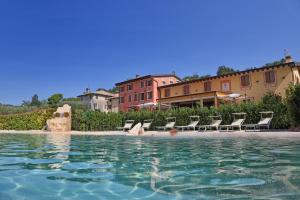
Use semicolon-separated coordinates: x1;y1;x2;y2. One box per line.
94;103;98;110
183;85;190;95
241;74;251;87
120;97;124;103
119;86;125;92
134;93;138;101
221;81;231;92
165;88;170;97
139;93;145;101
140;81;144;88
147;91;153;99
128;95;132;102
170;81;174;84
147;80;152;86
127;84;133;91
162;81;166;85
204;81;212;92
265;71;276;84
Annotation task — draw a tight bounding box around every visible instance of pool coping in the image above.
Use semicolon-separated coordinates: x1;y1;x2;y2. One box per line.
0;130;300;139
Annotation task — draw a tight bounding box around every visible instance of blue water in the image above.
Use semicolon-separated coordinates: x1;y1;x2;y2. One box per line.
1;134;300;199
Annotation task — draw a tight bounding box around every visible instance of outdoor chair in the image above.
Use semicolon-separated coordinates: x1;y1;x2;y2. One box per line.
156;117;176;131
243;111;274;131
142;119;153;131
198;115;222;131
219;113;247;131
116;120;135;131
175;116;200;131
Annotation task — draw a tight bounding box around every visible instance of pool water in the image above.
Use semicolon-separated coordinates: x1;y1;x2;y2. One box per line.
1;134;300;199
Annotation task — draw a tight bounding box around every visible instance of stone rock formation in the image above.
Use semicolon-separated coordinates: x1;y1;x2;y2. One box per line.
46;104;72;132
128;123;144;135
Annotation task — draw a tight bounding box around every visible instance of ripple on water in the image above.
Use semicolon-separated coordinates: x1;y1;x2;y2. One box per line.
1;134;300;200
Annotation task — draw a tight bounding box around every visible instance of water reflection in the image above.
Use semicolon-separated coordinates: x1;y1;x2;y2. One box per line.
1;134;300;199
46;133;71;169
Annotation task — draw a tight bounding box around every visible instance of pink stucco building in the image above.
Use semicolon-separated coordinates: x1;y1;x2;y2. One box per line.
116;74;181;112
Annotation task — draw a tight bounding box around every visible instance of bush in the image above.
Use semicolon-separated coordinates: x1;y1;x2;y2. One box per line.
0;93;291;131
72;110;123;131
259;92;290;129
71;93;290;131
286;84;300;127
0;109;55;130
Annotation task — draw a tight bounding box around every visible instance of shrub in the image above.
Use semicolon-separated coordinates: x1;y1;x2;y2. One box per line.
259;92;290;129
0;109;55;130
285;84;300;127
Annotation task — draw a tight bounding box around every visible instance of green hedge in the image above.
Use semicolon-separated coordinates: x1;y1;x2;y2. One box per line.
72;96;290;131
0;109;55;130
0;91;295;131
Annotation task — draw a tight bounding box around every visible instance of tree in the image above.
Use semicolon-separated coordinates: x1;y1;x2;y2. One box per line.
30;94;41;106
21;100;31;106
107;87;118;93
285;84;300;128
182;74;211;81
63;97;80;102
48;93;63;107
217;66;237;76
264;59;285;67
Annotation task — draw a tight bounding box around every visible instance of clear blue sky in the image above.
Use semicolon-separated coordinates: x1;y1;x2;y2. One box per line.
0;0;299;105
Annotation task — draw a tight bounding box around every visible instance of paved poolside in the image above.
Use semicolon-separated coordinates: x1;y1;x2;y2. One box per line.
1;130;300;139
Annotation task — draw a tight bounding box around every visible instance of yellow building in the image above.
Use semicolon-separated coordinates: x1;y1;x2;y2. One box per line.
158;56;300;107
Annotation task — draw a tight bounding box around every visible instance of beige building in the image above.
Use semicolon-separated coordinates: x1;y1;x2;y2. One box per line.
78;88;119;112
158;56;300;107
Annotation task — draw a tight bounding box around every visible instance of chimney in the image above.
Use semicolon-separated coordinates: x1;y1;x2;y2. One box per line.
284;49;293;63
285;55;293;63
84;88;91;94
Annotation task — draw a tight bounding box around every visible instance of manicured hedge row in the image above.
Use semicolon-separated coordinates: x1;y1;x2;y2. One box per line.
72;93;290;131
0;109;55;130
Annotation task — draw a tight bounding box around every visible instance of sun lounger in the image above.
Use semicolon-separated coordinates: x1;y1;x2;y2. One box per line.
243;111;273;131
176;116;200;131
117;120;135;131
156;117;176;131
219;113;246;131
142;119;153;131
198;115;222;131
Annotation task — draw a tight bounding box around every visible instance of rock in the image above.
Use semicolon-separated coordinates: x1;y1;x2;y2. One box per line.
129;123;143;135
46;104;72;132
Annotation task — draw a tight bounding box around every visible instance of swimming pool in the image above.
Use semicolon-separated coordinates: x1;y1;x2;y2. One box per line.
0;133;300;199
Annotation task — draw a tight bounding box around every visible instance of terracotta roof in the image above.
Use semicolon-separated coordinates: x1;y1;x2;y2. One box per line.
115;74;181;86
158;62;298;89
77;89;117;98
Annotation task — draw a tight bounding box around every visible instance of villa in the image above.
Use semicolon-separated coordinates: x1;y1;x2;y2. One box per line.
158;55;300;108
116;74;181;112
78;88;119;112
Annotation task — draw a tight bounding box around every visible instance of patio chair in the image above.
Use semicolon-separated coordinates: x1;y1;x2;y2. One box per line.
219;113;247;131
142;119;153;131
175;116;200;131
116;120;135;131
243;111;274;131
198;115;222;131
156;117;176;131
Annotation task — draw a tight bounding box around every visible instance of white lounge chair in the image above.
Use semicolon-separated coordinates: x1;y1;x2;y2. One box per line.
176;116;200;131
219;113;247;131
198;115;222;131
117;120;135;131
243;111;274;131
142;119;153;131
156;117;176;131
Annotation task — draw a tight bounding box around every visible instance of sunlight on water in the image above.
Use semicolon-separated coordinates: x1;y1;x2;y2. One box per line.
1;134;300;199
